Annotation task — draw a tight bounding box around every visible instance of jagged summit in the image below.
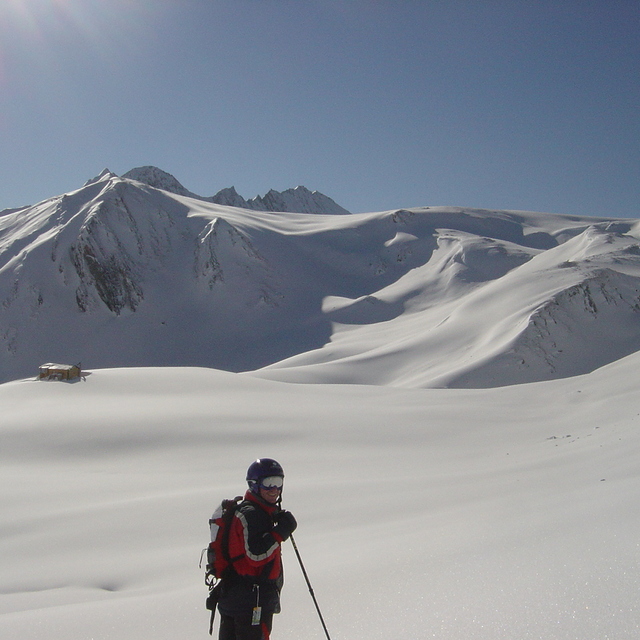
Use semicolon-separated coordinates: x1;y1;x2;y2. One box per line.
83;168;118;187
120;165;351;215
247;186;350;215
210;186;250;209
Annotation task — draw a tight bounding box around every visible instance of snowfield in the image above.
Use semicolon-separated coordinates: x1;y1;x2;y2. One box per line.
1;360;640;639
2;169;640;638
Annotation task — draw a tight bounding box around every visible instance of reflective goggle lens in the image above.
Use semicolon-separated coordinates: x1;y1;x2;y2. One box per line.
260;476;284;490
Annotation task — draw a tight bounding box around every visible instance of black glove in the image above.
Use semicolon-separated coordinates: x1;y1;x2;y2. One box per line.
273;510;297;541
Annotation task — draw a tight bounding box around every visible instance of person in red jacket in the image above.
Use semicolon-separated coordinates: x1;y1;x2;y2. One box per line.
218;458;297;640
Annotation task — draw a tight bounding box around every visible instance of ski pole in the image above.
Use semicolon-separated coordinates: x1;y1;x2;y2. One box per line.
290;533;332;640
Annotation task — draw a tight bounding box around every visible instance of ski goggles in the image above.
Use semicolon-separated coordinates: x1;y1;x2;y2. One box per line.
260;476;284;490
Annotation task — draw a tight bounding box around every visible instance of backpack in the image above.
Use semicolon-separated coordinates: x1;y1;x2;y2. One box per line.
201;496;243;635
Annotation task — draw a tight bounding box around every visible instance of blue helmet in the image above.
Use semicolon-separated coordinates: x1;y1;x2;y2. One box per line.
246;458;284;494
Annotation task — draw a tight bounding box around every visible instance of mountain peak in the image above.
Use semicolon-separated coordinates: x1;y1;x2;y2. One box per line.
246;185;351;215
122;166;193;197
209;186;250;209
83;168;118;187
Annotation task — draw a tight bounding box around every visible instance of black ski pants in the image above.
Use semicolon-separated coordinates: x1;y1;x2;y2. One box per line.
219;613;273;640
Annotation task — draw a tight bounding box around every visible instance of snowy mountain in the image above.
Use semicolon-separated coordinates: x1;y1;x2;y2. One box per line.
4;170;640;640
122;165;351;215
1;168;640;386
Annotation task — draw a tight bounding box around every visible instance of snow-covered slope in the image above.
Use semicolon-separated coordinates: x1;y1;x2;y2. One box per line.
258;220;640;388
1;169;640;387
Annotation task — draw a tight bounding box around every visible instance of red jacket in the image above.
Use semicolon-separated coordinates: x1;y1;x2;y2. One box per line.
219;491;284;616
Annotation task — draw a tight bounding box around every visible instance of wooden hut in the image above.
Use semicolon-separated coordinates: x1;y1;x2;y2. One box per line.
38;363;82;381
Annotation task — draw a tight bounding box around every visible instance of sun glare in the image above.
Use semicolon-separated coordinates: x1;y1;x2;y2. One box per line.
2;0;80;33
0;0;161;74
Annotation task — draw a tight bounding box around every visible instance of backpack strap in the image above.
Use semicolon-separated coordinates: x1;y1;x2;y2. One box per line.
205;496;243;635
220;497;244;573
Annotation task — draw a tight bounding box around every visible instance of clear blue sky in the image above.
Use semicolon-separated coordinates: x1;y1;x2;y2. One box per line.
1;0;638;217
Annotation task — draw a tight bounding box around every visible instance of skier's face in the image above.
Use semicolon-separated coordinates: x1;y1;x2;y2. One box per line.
260;486;281;504
258;475;283;504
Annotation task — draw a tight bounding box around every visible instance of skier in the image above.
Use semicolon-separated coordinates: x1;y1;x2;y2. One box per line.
217;458;297;640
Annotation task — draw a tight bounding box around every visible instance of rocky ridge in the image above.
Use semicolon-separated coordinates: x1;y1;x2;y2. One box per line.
122;166;351;215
